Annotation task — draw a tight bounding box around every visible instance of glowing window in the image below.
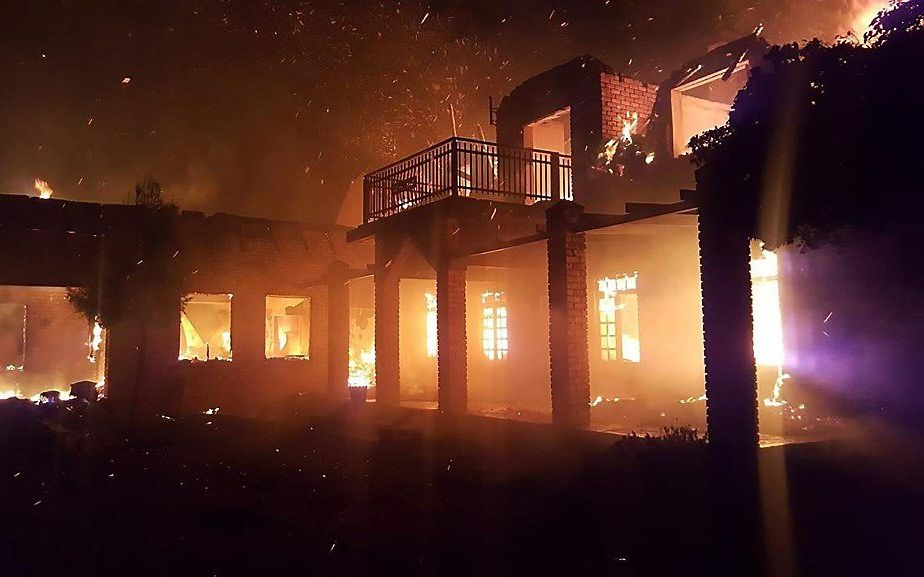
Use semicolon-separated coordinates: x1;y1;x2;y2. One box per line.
482;291;508;360
179;294;232;361
750;243;784;367
265;296;310;359
0;303;26;371
598;274;640;363
425;292;437;358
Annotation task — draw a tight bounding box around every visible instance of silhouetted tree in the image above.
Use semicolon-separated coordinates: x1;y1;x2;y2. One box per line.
689;5;924;571
68;180;185;328
691;0;924;248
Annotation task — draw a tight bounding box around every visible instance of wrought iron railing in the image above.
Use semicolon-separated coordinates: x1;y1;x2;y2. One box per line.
363;137;573;223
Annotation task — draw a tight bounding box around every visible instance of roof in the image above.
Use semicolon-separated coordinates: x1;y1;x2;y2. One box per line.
668;33;770;89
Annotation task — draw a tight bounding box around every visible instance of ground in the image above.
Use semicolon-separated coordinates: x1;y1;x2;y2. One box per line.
1;399;922;576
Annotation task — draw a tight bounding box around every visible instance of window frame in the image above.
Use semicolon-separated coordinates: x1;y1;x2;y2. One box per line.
264;294;311;360
178;293;233;362
481;291;509;361
597;273;641;363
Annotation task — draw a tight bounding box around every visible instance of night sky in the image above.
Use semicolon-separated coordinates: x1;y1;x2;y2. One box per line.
0;1;869;223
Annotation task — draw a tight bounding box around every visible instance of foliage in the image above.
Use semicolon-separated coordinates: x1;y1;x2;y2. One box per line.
659;425;706;444
690;0;924;249
619;425;707;446
68;180;186;327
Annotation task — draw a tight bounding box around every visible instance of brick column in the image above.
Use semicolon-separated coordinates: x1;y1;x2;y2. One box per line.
546;201;590;427
436;260;467;414
697;208;759;454
327;261;350;399
697;204;761;575
374;239;401;406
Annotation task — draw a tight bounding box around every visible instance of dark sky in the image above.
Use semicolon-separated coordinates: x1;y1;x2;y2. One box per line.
0;0;870;223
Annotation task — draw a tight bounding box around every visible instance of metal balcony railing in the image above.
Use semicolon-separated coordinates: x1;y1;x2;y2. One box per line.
363;137;573;223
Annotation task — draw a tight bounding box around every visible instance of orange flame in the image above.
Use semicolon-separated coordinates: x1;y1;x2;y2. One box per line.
34;178;53;199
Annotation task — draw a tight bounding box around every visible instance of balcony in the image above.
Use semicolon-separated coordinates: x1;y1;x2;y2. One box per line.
363;137;573;223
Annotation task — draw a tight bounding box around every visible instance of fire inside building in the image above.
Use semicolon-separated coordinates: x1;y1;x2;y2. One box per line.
0;33;849;444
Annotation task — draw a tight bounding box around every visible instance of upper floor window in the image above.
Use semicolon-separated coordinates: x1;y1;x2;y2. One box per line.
524;108;572;155
179;293;232;361
265;296;310;359
670;63;749;156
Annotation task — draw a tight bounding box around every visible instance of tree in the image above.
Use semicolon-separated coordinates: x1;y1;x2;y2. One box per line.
68;180;186;328
690;0;924;249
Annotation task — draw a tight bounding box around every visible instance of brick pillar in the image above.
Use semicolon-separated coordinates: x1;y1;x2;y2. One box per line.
374;239;400;406
697;204;761;574
327;261;350;399
436;260;466;414
698;208;759;454
546;201;590;427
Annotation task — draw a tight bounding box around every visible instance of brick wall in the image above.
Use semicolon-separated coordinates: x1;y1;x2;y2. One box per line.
0;195;374;419
599;73;659;143
495;58;660;207
148;214;372;418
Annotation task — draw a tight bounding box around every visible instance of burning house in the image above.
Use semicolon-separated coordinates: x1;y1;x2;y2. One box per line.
0;31;850;445
342;31;828;444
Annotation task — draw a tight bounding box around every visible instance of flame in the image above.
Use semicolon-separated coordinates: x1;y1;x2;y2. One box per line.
763;369;791;407
0;388;22;400
34;178;53;199
348;345;376;388
599;139;619;165
598;112;649;173
750;243;785;367
680;394;708;404
88;320;103;362
621;111;639;145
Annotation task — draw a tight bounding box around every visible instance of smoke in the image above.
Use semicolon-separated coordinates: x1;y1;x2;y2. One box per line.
0;1;869;222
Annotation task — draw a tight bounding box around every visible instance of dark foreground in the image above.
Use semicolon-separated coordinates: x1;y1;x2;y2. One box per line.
1;399;922;577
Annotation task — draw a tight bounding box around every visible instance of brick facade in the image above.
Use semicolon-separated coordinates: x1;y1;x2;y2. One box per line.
496;56;659;208
599;73;659;144
373;235;401;406
697;204;759;453
436;261;466;414
0;194;373;420
546;201;590;427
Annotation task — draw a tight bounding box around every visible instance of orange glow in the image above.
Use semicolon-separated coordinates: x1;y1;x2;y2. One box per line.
481;291;508;360
179;293;232;361
265;296;310;359
348;345;376;388
750;244;784;368
849;0;893;39
597;274;640;363
425;292;437;358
